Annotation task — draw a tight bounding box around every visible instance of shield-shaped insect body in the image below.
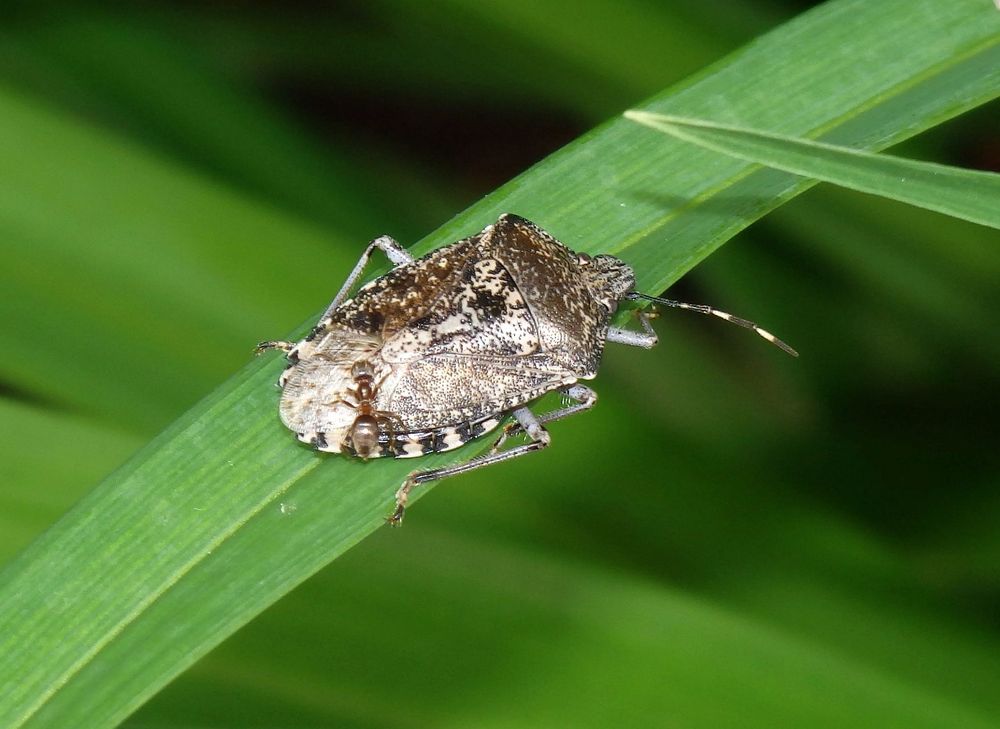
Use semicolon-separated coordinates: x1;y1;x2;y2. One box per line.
258;213;794;523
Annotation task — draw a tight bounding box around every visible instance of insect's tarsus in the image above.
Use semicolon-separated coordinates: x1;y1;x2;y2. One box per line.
254;340;294;355
626;292;798;357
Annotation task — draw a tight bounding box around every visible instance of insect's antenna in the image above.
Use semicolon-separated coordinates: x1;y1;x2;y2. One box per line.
627;292;798;357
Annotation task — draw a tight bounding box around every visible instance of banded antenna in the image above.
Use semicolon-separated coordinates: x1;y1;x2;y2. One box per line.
627;292;798;357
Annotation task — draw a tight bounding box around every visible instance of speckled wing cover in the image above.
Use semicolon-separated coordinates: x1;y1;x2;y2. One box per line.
279;214;613;451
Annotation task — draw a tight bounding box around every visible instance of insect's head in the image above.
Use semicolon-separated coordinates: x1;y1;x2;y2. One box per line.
576;252;636;312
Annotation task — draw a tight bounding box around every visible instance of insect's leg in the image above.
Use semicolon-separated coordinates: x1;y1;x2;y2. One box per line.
254;340;295;355
606;309;659;349
491;384;597;453
388;406;551;526
374;411;406;452
321;235;415;320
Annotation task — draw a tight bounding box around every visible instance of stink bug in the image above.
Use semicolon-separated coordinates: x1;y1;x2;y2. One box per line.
257;213;795;524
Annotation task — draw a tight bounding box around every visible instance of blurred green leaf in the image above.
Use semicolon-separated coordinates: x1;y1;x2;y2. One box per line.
1;1;998;728
0;83;365;433
142;530;1000;729
0;11;414;237
770;191;1000;362
173;0;737;118
625;111;1000;229
0;399;140;563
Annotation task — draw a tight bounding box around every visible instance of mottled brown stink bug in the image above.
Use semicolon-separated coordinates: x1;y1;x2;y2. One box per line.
257;214;795;524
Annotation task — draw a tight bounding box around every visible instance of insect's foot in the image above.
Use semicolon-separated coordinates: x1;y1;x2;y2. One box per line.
386;504;405;527
490;423;521;454
255;340;292;356
388;476;415;526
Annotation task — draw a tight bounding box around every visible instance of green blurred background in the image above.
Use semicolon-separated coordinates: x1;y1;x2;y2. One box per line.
1;1;998;727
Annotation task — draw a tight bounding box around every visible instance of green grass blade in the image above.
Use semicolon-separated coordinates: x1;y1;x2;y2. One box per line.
0;84;367;434
1;1;998;727
0;400;141;564
624;111;1000;229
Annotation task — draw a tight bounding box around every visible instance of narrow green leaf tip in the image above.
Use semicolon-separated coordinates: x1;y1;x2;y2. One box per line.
624;109;1000;230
